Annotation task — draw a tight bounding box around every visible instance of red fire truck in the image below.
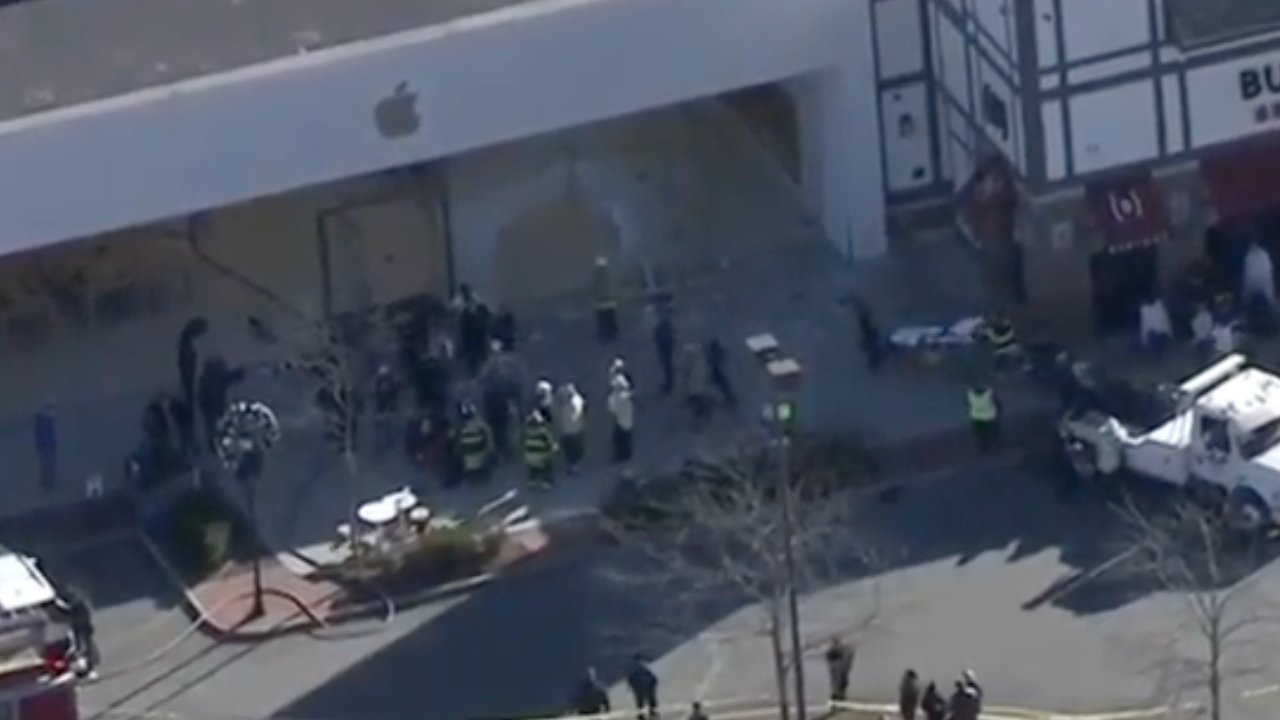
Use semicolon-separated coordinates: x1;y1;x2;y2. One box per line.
0;549;81;720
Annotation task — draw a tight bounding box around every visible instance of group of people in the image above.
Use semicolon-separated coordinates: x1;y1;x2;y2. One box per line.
1140;241;1280;358
566;643;985;720
124;316;247;489
569;657;709;720
383;283;740;490
825;637;984;720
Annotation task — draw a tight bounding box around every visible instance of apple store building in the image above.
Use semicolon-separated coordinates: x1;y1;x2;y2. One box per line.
0;0;889;422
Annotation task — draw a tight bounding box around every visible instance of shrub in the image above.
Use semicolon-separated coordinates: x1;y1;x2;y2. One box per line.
167;487;240;576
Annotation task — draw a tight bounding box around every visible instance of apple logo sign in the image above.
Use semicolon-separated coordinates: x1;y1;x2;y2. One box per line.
374;81;421;139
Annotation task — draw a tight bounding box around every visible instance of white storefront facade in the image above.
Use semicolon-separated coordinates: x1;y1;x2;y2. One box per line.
917;0;1280;334
0;0;905;426
0;0;885;264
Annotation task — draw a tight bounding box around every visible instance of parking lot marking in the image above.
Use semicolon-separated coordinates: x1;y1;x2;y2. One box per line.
1023;546;1142;610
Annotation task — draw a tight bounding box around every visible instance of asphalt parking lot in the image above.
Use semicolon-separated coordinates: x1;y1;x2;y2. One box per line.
0;504;193;681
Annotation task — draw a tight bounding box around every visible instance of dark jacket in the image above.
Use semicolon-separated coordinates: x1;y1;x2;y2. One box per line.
920;684;946;720
654;316;676;355
198;359;246;415
572;677;610;715
627;663;658;694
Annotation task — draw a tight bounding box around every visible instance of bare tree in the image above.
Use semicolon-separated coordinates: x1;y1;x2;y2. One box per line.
601;439;883;720
1118;498;1280;720
182;221;369;556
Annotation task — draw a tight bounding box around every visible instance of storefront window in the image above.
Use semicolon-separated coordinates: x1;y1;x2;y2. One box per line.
1166;0;1280;48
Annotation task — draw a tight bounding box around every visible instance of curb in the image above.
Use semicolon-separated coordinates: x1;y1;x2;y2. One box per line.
162;414;1057;643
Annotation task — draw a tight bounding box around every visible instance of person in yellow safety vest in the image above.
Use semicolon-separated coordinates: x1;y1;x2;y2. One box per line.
455;404;493;479
966;382;1000;454
982;313;1019;370
523;410;558;488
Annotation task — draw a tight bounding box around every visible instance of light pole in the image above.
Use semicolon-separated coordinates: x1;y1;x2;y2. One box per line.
746;333;807;720
237;448;266;619
214;401;282;622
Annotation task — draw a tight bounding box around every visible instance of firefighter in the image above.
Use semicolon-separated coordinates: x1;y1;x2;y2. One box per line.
454;404;493;480
523;410;558;488
967;382;1000;453
981;312;1019;370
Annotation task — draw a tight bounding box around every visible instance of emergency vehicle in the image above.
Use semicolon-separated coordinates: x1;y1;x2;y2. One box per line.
1059;353;1280;534
0;549;81;720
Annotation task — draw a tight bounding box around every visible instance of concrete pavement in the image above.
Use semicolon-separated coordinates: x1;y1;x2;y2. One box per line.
75;459;1280;720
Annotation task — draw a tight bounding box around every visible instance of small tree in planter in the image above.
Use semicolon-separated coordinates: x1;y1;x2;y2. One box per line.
214;400;282;618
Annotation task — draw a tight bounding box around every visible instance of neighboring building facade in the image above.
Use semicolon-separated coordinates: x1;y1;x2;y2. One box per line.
895;0;1280;335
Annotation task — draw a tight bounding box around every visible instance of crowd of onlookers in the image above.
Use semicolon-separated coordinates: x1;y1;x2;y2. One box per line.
564;641;986;720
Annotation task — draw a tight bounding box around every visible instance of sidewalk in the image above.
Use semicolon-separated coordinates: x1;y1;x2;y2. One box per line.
237;233;1052;558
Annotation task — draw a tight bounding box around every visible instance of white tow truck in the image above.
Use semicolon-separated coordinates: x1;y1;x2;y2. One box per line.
1059;353;1280;532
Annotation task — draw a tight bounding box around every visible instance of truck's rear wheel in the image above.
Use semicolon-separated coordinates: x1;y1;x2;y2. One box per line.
1226;488;1273;537
1062;439;1099;481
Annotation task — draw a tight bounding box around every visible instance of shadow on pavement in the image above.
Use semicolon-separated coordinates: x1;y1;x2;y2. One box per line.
0;497;187;651
275;457;1214;720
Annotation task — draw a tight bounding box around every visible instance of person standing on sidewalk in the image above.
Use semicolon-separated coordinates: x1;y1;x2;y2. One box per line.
372;365;400;454
453;284;491;376
34;403;58;492
556;383;586;475
966;381;1000;453
523;410;557;488
898;669;920;720
594;256;619;343
919;682;946;720
608;373;635;463
571;667;611;716
626;654;660;719
705;337;737;409
175;317;208;440
825;636;855;701
534;379;555;422
853;298;883;371
653;309;677;394
198;356;245;453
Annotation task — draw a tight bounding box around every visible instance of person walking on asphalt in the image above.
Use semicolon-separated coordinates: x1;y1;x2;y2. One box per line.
653;309;677;394
571;667;611;716
966;381;1000;453
34;403;57;492
626;654;660;719
176;317;208;444
705;337;736;408
919;682;946;720
898;669;920;720
686;702;709;720
198;356;245;453
824;636;854;701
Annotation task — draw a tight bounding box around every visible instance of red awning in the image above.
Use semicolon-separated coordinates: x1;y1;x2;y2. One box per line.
1085;172;1170;253
1202;141;1280;223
